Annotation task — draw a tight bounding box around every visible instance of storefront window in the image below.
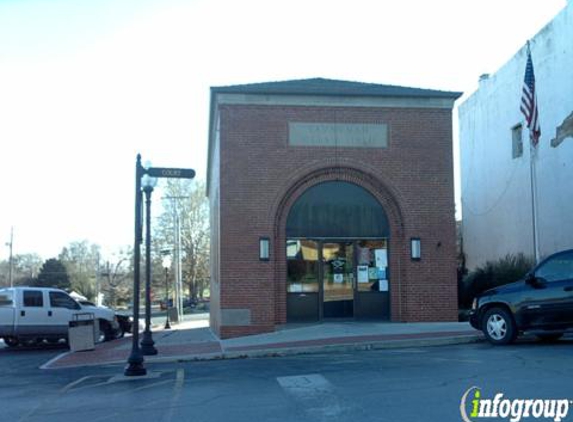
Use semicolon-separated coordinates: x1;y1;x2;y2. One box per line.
322;242;354;303
287;240;319;293
356;240;388;292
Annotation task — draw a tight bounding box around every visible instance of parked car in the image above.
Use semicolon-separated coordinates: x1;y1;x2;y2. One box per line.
469;249;573;344
160;298;197;310
0;287;121;347
76;300;132;338
159;299;173;311
183;298;197;309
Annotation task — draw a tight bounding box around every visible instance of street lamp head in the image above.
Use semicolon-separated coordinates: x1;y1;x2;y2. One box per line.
162;254;172;270
141;174;158;190
141;160;158;191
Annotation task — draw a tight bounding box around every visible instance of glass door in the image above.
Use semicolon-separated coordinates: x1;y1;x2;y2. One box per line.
286;240;320;321
354;240;390;319
322;241;354;318
287;238;389;322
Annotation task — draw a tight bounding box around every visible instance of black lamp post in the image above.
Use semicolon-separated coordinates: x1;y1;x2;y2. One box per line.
125;154;146;376
140;171;158;356
161;251;172;330
124;154;195;376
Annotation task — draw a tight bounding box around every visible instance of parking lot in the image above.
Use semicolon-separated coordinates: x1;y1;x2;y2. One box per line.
1;337;572;422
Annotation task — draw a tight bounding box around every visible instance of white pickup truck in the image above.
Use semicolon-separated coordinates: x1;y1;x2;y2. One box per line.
0;286;120;347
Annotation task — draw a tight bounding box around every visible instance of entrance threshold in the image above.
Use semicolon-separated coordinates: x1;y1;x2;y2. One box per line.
276;319;392;333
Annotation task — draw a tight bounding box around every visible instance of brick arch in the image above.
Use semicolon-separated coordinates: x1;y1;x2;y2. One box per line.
271;165;408;325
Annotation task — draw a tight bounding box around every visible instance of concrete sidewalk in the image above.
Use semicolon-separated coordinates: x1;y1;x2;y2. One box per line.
41;316;483;370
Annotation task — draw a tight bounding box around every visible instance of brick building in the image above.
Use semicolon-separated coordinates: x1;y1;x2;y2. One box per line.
207;78;461;339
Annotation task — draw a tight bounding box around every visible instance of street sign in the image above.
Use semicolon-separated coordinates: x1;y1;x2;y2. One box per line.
146;167;195;179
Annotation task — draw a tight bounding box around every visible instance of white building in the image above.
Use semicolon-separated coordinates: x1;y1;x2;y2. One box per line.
459;2;573;270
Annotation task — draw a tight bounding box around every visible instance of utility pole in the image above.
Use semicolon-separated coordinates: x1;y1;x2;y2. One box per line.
95;252;101;306
164;195;186;323
7;227;13;288
176;209;183;323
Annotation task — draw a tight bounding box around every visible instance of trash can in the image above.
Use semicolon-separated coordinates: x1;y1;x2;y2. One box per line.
168;307;179;323
68;312;96;352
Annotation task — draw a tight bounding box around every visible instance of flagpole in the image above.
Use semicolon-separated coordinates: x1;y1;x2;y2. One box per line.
529;142;540;263
523;40;540;264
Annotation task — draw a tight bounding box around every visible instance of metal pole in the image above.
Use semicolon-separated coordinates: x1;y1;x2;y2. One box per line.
164;267;171;329
163;195;187;324
529;144;540;263
95;252;100;306
176;212;183;322
8;227;13;288
169;200;177;323
125;154;146;377
140;186;157;355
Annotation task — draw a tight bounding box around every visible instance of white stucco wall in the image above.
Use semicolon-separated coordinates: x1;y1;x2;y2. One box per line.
459;2;573;269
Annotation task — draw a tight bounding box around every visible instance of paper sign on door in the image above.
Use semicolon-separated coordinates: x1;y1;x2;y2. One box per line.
357;265;369;283
375;249;388;268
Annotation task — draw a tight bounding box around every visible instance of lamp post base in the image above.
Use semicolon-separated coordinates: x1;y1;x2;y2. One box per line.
124;355;147;376
164;318;171;329
140;332;158;355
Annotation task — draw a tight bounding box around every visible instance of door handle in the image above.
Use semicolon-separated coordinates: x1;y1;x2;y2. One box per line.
48;310;53;317
20;310;25;317
564;287;573;292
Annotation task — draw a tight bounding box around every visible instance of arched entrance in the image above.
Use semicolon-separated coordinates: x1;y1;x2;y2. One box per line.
285;181;391;321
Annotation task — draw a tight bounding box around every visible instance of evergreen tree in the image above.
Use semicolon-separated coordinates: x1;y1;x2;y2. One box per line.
35;258;71;290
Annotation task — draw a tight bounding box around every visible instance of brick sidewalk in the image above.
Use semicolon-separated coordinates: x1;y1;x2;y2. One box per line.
42;325;481;370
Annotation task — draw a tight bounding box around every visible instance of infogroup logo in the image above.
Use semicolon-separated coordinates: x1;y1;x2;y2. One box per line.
460;387;572;422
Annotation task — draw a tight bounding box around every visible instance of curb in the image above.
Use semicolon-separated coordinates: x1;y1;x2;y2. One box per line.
214;334;483;361
41;332;484;370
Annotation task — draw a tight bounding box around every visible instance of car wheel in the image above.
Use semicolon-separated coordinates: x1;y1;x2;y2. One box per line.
112;325;125;340
23;338;42;347
482;307;517;345
536;333;564;342
96;320;111;343
3;337;19;348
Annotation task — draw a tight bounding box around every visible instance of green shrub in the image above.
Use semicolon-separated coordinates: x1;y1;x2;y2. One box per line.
458;253;534;309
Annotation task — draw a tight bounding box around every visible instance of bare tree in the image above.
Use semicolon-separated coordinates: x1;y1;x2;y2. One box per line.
155;179;210;303
59;241;100;299
0;253;43;286
99;248;132;308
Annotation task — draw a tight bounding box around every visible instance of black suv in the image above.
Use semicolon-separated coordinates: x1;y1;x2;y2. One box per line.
469;249;573;344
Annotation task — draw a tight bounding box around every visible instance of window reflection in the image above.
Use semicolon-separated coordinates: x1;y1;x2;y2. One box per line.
287;239;389;294
535;251;573;282
322;242;354;302
0;291;13;306
356;240;388;292
287;240;319;293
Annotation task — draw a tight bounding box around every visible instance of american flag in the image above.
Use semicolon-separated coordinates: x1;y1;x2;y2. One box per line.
520;47;541;146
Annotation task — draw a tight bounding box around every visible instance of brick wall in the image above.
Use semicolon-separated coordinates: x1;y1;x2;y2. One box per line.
214;104;457;338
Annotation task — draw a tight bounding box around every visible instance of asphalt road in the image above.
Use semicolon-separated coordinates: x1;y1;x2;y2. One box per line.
1;338;572;422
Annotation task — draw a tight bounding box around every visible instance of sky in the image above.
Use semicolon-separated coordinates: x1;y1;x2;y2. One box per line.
0;0;567;261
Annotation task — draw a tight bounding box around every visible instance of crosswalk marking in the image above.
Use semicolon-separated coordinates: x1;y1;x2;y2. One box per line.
277;374;351;421
277;374;332;393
